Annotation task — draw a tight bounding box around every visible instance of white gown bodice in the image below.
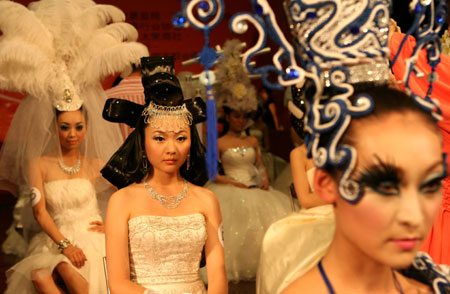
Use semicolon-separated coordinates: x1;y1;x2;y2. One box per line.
221;146;262;187
43;178;101;227
128;213;207;293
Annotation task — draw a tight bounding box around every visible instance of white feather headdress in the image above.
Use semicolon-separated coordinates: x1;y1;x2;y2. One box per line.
0;0;149;110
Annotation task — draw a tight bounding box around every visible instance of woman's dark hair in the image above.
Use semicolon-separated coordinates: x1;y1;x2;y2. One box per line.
219;106;251;137
101;105;208;189
317;85;439;177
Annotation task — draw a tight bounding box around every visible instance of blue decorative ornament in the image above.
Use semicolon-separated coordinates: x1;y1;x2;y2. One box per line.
172;12;187;28
199;1;209;11
173;0;225;180
229;0;308;90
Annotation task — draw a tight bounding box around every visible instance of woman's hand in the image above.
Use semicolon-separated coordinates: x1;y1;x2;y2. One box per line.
88;221;105;233
63;245;87;268
259;178;270;190
232;181;250;189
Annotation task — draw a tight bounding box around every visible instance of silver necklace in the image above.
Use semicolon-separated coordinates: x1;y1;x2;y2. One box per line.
144;180;188;209
58;156;81;175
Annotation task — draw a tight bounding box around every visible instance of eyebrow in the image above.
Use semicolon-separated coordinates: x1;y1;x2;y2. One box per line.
151;130;187;135
359;154;444;177
60;121;83;125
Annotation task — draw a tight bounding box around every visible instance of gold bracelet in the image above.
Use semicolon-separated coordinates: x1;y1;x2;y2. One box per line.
57;239;71;253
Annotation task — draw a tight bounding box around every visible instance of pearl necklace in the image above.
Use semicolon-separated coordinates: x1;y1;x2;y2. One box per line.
144;180;188;209
58;156;81;175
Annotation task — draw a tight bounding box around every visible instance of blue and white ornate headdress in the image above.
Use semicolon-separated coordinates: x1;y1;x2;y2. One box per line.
227;0;446;203
175;0;447;203
282;0;392;202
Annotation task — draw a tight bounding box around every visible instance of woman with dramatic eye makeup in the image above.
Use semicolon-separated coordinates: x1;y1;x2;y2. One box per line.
283;87;449;293
256;0;450;293
102;56;227;294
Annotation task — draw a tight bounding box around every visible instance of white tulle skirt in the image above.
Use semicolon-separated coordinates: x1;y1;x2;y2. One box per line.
205;182;292;281
5;219;107;294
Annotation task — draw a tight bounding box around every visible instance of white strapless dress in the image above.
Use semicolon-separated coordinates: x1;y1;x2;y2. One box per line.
257;168;335;293
128;213;207;294
205;146;292;281
5;178;107;294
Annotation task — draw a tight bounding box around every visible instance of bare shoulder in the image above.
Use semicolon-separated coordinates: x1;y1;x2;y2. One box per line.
282;267;326;294
109;183;142;207
246;135;259;147
189;183;217;202
84;157;104;170
188;183;220;210
290;146;301;160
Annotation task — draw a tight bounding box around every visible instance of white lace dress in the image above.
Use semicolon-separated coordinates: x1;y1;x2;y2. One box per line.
205;146;292;281
128;213;207;293
5;178;107;294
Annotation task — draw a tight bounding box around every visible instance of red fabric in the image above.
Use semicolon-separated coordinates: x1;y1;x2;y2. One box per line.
390;33;450;154
105;75;145;140
390;33;450;265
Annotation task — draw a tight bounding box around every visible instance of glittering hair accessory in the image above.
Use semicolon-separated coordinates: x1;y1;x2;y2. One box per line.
214;39;258;112
142;101;193;130
282;0;391;202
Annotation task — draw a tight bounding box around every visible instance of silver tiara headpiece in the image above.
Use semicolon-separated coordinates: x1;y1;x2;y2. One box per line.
141;65;174;77
142;101;193;131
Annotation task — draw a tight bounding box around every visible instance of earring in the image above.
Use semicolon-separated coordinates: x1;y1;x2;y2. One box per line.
186;153;190;170
142;152;148;173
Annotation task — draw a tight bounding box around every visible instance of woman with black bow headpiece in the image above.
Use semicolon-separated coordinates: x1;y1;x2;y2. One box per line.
103;56;227;294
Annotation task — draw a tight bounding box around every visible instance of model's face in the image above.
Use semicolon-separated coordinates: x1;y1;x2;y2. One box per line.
57;110;86;152
335;112;444;269
227;110;248;133
144;118;191;174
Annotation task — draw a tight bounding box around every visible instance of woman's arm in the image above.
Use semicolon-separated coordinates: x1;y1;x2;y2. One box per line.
268;102;282;131
105;190;147;294
213;174;249;188
250;137;269;190
29;158;87;268
202;189;228;293
290;147;327;208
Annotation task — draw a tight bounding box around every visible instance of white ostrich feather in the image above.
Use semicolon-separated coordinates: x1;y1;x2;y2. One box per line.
78;23;140;61
0;1;53;55
75;5;126;33
0;0;149;109
78;42;149;87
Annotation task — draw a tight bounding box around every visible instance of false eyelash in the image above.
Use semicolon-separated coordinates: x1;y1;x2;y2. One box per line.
357;157;401;194
420;173;446;192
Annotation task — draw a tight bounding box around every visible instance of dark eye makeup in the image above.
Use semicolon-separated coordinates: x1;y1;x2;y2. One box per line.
357;156;445;196
420;173;446;194
357;157;401;196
